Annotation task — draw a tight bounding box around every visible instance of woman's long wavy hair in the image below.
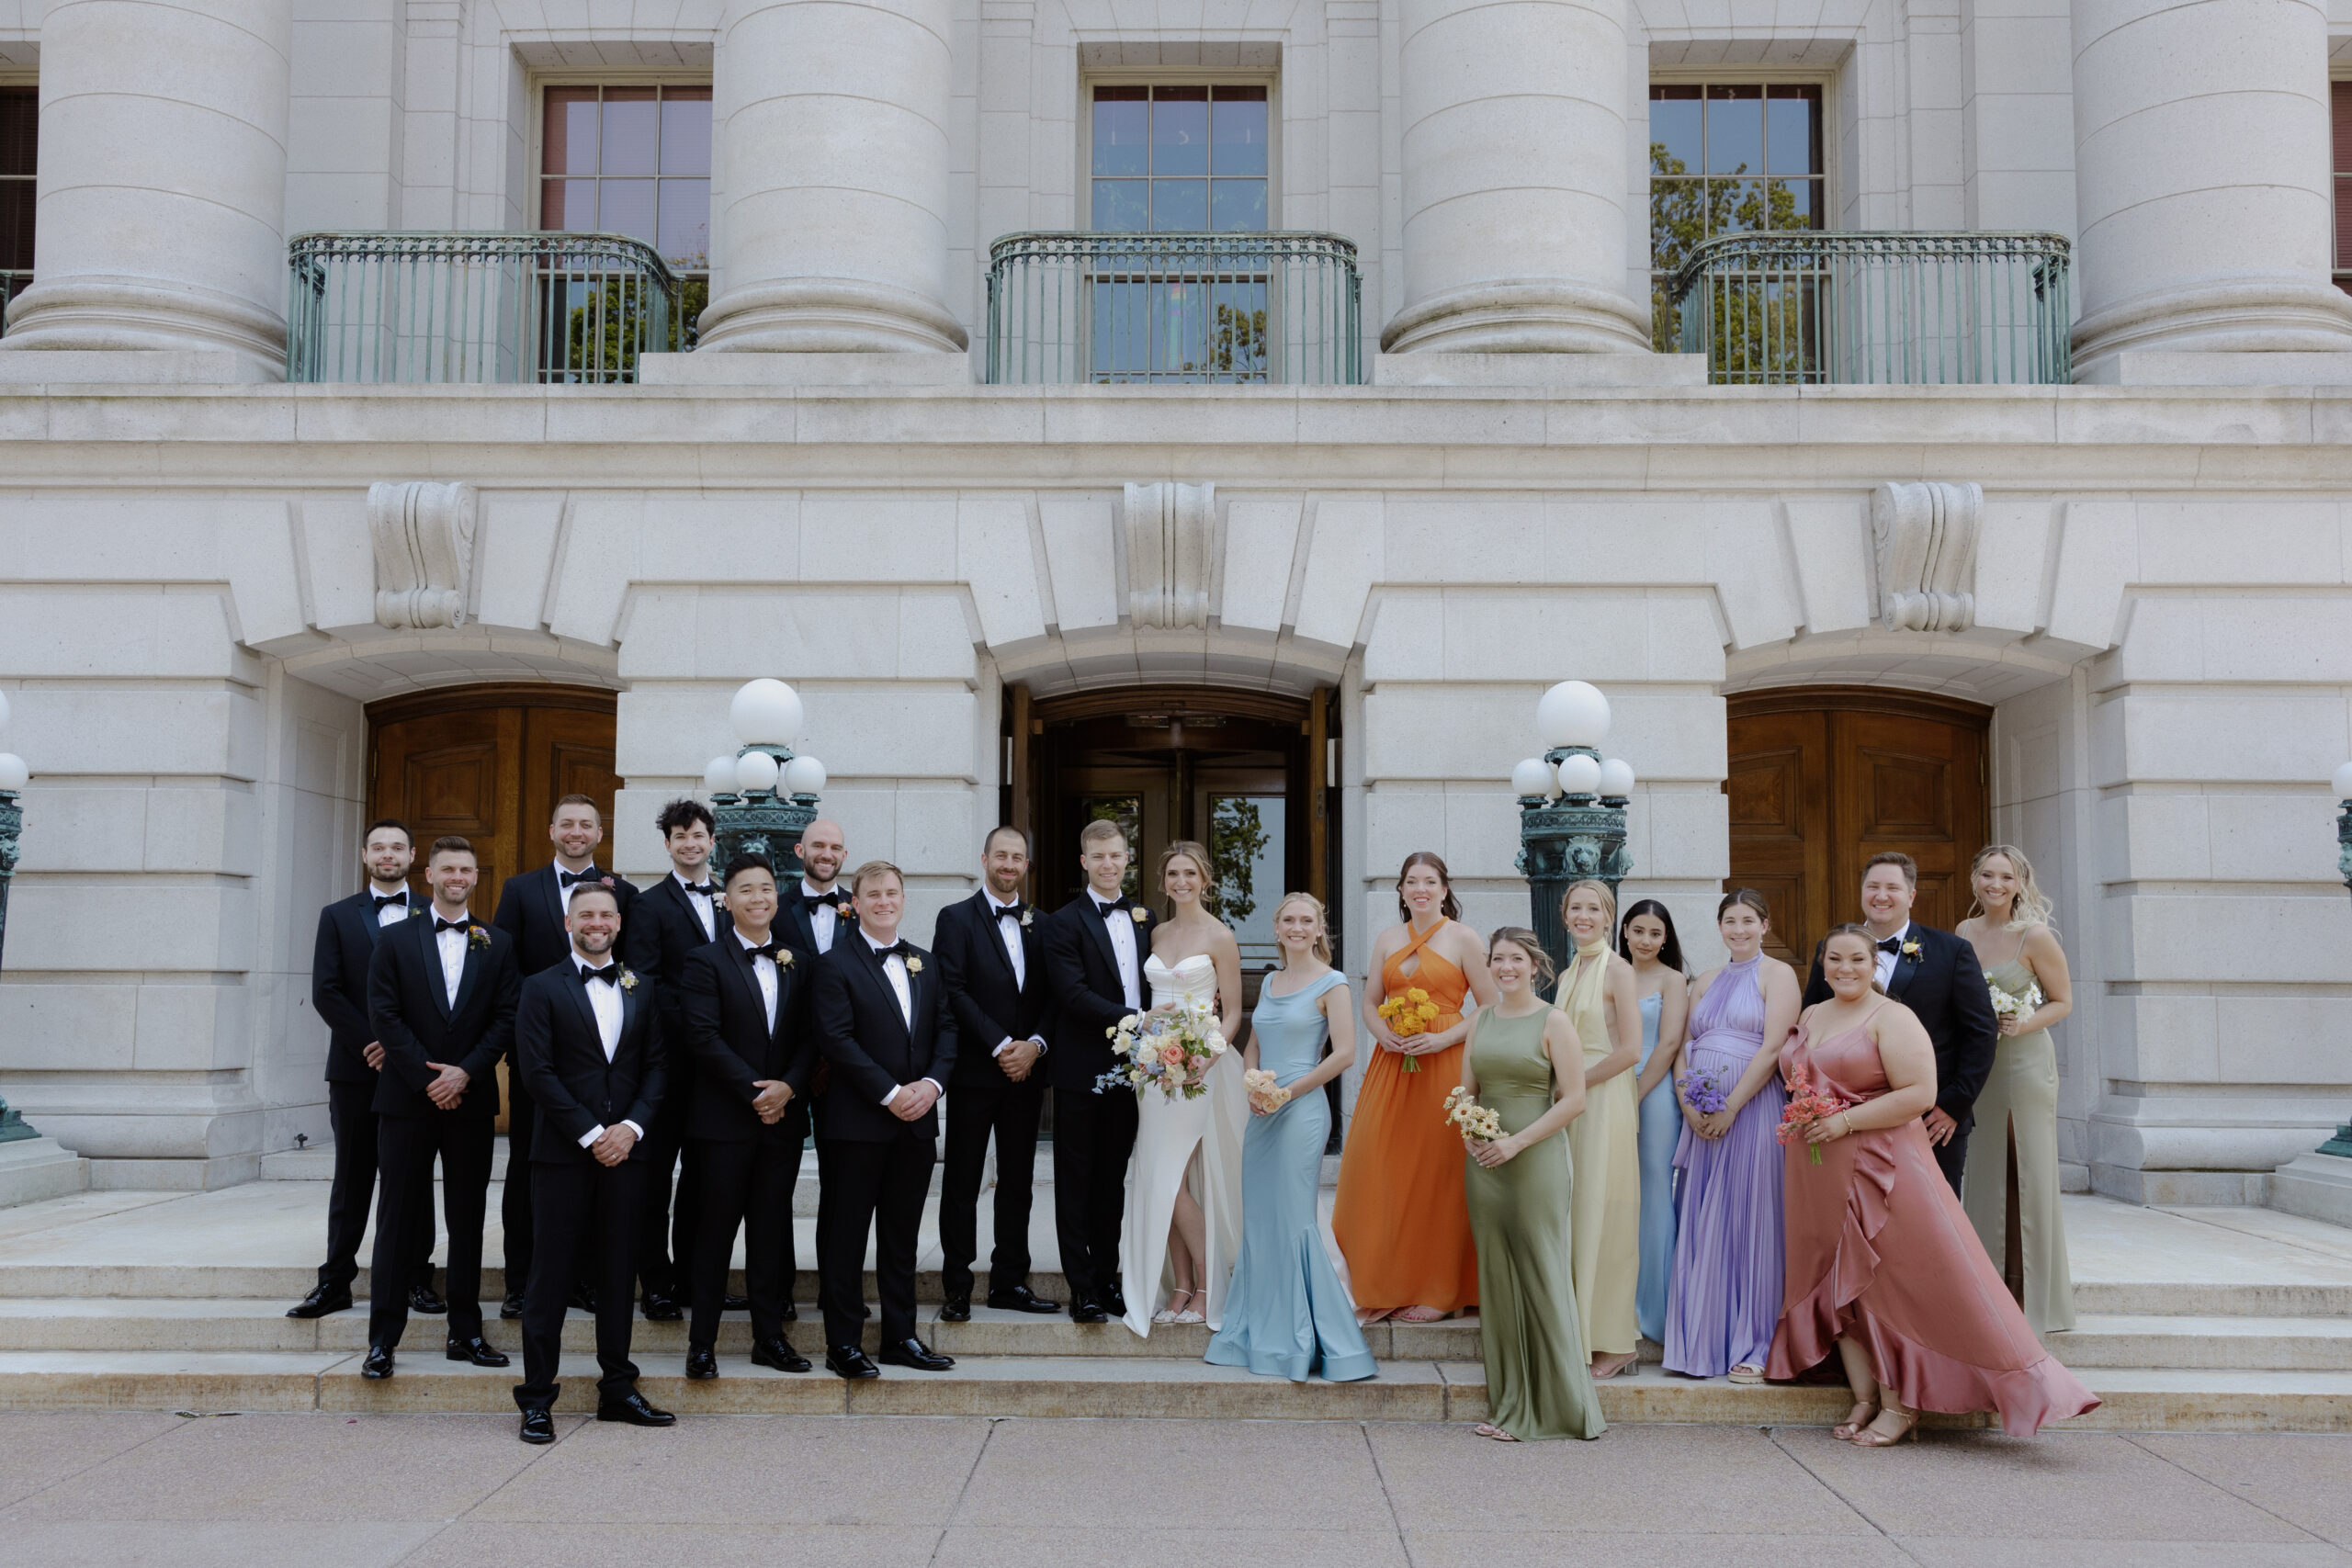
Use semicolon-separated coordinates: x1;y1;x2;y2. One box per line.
1488;926;1557;993
1618;897;1688;976
1968;842;2057;932
1396;851;1463;923
1269;891;1335;967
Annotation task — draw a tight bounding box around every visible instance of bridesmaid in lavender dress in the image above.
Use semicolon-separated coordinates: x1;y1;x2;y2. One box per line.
1664;888;1802;1382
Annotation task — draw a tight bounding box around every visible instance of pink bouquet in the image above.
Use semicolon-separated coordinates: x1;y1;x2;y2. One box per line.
1776;1057;1849;1166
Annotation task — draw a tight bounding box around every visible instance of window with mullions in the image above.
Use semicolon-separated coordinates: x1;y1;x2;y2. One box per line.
1649;83;1825;351
2332;81;2352;296
0;86;34;331
541;85;711;347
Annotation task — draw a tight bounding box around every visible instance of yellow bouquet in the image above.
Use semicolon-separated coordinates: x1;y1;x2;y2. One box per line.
1378;986;1443;1071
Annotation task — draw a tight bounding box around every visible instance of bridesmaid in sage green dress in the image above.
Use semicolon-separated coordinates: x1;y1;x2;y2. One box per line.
1461;927;1606;1442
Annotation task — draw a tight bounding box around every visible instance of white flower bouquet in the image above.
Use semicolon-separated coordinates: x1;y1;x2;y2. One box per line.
1989;977;2043;1021
1442;1084;1505;1143
1099;1000;1227;1100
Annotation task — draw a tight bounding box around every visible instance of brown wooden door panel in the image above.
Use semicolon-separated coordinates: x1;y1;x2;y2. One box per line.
1724;708;1828;964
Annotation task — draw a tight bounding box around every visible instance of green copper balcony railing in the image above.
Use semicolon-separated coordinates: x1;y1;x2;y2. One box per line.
0;269;28;337
987;231;1363;386
1669;231;2073;386
287;232;682;384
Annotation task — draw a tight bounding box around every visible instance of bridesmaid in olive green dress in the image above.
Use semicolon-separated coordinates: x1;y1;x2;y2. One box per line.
1461;927;1606;1442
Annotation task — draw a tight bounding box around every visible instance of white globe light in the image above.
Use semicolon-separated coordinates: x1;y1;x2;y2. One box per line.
1510;758;1554;798
0;753;25;792
733;750;781;795
1535;681;1611;750
729;679;804;747
704;756;740;795
1555;752;1602;797
1597;757;1636;798
2335;760;2352;802
781;754;827;798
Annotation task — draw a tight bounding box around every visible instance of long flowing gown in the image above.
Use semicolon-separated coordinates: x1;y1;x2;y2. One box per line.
1331;919;1479;1314
1561;942;1640;1359
1118;953;1246;1336
1664;955;1786;1377
1464;1006;1606;1440
1204;970;1378;1382
1633;990;1680;1346
1962;955;2077;1337
1767;1003;2100;1435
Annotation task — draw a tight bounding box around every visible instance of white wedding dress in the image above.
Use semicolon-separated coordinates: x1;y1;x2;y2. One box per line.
1117;952;1248;1337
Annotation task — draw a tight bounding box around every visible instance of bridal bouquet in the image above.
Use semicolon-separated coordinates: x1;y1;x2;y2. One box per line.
1441;1085;1505;1144
1678;1066;1732;1115
1989;977;2043;1023
1100;1000;1227;1101
1243;1067;1291;1113
1379;987;1443;1071
1776;1058;1849;1166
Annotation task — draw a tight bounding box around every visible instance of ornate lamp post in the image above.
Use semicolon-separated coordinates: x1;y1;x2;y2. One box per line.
1510;681;1636;982
2319;759;2352;1158
0;692;36;1145
703;679;828;878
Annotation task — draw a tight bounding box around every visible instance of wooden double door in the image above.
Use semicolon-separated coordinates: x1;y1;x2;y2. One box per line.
1725;688;1989;967
365;684;622;920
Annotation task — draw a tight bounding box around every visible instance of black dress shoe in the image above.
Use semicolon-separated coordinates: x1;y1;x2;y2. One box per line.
445;1336;510;1368
825;1346;880;1380
640;1292;684;1323
569;1284;599;1314
500;1293;526;1321
684;1348;719;1381
1101;1287;1129;1319
286;1284;352;1319
596;1390;676;1427
751;1336;812;1373
878;1337;955;1371
409;1283;447;1315
518;1407;556;1445
988;1284;1062;1314
723;1293;750;1313
1069;1296;1108;1324
939;1292;972;1323
360;1346;395;1380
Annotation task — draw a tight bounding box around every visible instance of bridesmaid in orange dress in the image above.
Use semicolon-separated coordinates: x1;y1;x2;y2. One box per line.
1768;924;2099;1445
1333;852;1498;1324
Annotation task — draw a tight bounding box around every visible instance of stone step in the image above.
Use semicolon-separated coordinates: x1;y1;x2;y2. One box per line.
0;1348;2343;1431
2052;1313;2352;1371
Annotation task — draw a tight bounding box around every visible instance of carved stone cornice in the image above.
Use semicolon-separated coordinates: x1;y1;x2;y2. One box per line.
1871;480;1981;633
1123;481;1216;630
368;480;477;629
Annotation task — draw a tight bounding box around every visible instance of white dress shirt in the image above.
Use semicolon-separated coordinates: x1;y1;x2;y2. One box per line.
984;890;1046;1060
430;911;469;1009
739;930;779;1031
572;956;644;1147
675;869;718;943
1092;891;1143;1010
802;880;842;954
1872;921;1912;990
370;886;413;928
869;931;944;1109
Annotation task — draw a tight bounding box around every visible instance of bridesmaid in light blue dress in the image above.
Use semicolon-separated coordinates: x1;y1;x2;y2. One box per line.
1205;893;1377;1383
1620;900;1690;1348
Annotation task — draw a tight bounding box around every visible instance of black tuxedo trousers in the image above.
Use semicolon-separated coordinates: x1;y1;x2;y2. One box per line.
515;1159;646;1411
940;1077;1046;1299
817;1129;933;1350
367;1113;493;1349
321;1077;434;1293
1051;1087;1137;1304
688;1101;808;1348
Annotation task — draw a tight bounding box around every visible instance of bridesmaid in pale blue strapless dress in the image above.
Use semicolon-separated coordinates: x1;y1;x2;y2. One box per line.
1621;900;1690;1348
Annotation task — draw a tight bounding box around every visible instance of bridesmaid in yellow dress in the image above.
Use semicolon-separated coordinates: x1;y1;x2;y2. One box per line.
1957;844;2077;1338
1557;880;1645;1379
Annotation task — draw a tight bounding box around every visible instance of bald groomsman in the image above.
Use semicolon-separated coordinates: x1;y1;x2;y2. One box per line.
779;818;853;962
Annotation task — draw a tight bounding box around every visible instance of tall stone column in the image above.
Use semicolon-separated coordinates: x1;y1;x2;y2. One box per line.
695;0;967;353
1382;0;1650;355
2070;0;2352;376
0;0;293;376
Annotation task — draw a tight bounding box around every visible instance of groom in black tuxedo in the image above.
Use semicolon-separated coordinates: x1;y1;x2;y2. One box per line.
810;860;958;1379
1803;850;1998;1195
1038;819;1155;1324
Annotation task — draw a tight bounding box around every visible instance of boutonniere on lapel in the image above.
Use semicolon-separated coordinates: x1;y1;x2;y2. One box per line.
617;966;640;991
905;955;925;975
775;948;796;970
469;926;491;951
1129;907;1148;926
1901;940;1922;961
1020;908;1035;929
406;905;425;919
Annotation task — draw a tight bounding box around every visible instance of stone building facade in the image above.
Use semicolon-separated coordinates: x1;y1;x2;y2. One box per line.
0;0;2346;1206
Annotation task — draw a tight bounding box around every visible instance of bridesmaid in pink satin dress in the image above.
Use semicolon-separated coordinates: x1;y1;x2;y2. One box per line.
1767;924;2098;1445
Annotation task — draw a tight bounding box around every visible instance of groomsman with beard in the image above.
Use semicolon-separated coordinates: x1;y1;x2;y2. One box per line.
511;881;673;1442
288;819;440;1322
621;797;731;1322
1038;820;1155;1324
811;860;958;1379
1803;850;1998;1195
492;794;639;1319
779;818;853;961
933;826;1060;1322
677;852;817;1379
357;837;520;1380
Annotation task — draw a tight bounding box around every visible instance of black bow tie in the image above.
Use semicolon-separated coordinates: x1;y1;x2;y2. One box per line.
1878;936;1903;953
805;892;843;911
559;869;603;888
372;892;408;909
681;882;716;897
993;900;1027;920
1094;897;1131;919
869;941;909;962
434;918;469;935
743;939;783;962
580;964;620;986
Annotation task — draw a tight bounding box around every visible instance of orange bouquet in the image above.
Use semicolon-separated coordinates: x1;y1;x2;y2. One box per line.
1378;986;1443;1072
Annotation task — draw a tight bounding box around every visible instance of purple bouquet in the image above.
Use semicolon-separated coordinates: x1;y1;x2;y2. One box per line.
1679;1066;1732;1115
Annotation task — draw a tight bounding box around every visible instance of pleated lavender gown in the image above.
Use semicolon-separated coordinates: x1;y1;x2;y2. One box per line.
1663;955;1787;1377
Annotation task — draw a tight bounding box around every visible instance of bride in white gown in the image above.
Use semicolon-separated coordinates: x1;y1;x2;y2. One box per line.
1119;842;1249;1337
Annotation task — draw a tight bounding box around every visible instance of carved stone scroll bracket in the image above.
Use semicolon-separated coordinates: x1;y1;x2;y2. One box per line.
1871;480;1982;633
1123;481;1217;630
368;480;479;630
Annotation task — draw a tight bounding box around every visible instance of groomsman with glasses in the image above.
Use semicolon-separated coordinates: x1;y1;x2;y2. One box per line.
933;826;1060;1322
288;819;442;1322
511;881;673;1443
677;852;819;1379
358;837;521;1381
779;818;853;960
492;794;639;1319
621;796;732;1323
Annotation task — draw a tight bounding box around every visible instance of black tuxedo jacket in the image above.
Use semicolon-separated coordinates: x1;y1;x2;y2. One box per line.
933;891;1053;1089
676;936;818;1142
778;886;855;964
811;936;958;1144
514;960;667;1164
364;912;521;1120
314;890;424;1082
1803;921;1998;1130
624;873;732;1039
1038;894;1158;1093
493;863;641;977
